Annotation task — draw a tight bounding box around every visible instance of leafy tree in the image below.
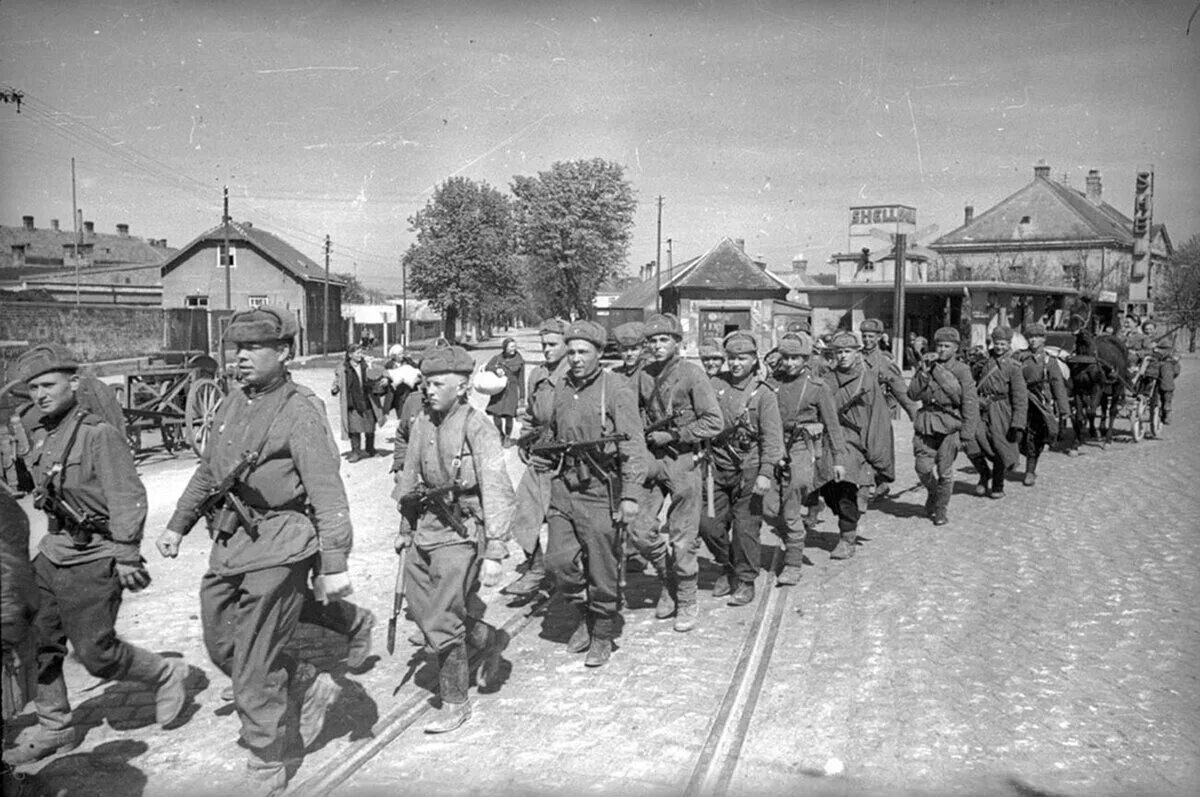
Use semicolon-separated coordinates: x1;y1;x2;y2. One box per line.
403;177;518;341
512;158;637;319
335;272;386;304
1153;233;1200;352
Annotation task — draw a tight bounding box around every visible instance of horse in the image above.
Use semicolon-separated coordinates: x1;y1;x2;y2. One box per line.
1066;329;1129;447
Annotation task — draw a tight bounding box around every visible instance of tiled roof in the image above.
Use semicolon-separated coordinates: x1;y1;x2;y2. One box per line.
609;272;662;310
664;238;791;293
931;175;1136;250
162;221;345;285
0;223;176;270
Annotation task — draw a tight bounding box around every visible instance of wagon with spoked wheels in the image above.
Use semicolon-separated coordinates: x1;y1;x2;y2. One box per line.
1125;356;1162;442
115;351;227;457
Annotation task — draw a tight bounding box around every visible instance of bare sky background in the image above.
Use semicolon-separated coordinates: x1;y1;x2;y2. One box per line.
2;0;1197;291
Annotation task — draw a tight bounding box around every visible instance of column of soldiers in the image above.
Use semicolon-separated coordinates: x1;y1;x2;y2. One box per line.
3;307;1181;794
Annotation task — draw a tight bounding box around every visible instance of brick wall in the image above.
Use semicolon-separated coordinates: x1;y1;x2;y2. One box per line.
0;301;163;381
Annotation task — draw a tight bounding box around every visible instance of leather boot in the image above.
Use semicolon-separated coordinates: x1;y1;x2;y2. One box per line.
467;620;508;690
728;581;756;607
673;577;699;633
969;456;991;496
652;554;676;619
345;608;376;670
990;464;1006;499
501;548;547;596
830;530;857;559
932;480;952;526
918;472;938;517
1023;455;1039;487
2;724;79;767
425;644;471;733
125;646;190;728
585;616;614;668
294;662;342;748
711;565;736;598
243;758;288;797
565;606;591;654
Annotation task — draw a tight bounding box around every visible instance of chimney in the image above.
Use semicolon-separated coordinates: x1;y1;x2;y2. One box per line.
791;256;808;275
84;220;94;235
1085;169;1102;204
964;205;975;225
735;238;745;252
22;215;34;230
116;223;129;237
753;254;767;269
1034;162;1050;180
50;218;60;231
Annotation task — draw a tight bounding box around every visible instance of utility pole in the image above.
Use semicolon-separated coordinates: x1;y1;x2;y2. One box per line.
400;255;407;346
892;233;908;369
71;157;80;309
222;186;232;310
666;238;673;279
655;195;663;314
323;234;331;354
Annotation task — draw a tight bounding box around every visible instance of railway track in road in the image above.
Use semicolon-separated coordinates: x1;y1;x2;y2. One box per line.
286;549;793;797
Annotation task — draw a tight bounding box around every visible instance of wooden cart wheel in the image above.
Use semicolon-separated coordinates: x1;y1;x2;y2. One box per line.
1130;396;1144;442
1149;389;1162;438
185;378;224;455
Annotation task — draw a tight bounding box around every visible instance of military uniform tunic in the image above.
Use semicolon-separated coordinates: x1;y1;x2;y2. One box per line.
698;369;783;585
908;357;980;517
1015;349;1069;457
510;358;569;556
971;352;1029;470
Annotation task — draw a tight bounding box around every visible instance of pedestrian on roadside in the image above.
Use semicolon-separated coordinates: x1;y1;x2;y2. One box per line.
967;327;1028;500
394;345;514;731
332;343;387;462
698;330;783;606
502;319;570;598
908;327;980;525
543;321;648;666
157;307;352;795
484;337;525;441
858;318;918;501
383;344;421;421
1149;339;1180;425
764;333;846;584
630;314;723;630
3;345;190;768
1015;322;1070;486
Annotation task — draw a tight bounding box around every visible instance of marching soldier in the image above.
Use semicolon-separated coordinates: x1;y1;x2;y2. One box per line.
394;345;513;730
4;345;190;767
611;321;647;381
630;314;723;630
698;331;783;605
967;327;1028;500
766;333;846;584
158;307;352;794
542;321;648;666
698;337;726;378
821;332;890;559
502;319;570;598
908;327;980;525
1015;322;1070;486
859;318;918;500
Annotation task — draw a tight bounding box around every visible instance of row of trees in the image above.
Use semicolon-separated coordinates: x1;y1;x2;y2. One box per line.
1154;233;1200;352
403;158;637;339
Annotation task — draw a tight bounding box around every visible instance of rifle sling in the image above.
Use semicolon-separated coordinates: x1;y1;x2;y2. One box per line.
39;409;108;535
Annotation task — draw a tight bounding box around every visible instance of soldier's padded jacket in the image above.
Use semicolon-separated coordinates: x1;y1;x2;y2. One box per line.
972;352;1029;468
772;369;847;488
549;367;650;502
862;347;918;420
826;363;892;488
394;401;514;559
28;405;146;567
524;358;569;434
1015;348;1070;426
709;369;784;478
168;376;353;576
907;357;980;442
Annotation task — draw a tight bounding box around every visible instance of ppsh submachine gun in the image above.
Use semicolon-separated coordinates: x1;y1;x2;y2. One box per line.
398;481;480;539
695;415;753;518
193;450;260;541
527;434;632;602
34;473;112;546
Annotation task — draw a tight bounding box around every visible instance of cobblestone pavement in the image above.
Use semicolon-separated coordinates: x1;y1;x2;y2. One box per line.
5;337;1197;797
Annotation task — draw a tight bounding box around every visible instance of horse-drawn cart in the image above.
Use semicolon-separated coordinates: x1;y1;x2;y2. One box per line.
116;351;226;456
1127;356;1163;442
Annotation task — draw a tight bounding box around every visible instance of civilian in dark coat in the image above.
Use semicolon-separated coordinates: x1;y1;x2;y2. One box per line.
484;338;525;440
332;344;386;462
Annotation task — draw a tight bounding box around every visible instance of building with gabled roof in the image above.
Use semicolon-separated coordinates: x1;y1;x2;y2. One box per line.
929;163;1173;311
611;237;809;353
161;220;346;355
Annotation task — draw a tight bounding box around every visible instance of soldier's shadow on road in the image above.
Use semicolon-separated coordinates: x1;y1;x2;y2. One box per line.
73;655;208;735
21;739;148;797
870;494;929;519
305;672;379;752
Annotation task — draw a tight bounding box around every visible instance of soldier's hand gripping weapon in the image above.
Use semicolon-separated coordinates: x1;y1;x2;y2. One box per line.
398;482;479;539
191;450;259;539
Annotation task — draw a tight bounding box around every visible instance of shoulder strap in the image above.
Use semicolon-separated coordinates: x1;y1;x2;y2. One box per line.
210;382;299;477
42;409;89;494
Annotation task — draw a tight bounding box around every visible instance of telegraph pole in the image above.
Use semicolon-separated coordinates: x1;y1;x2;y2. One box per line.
323;235;331;354
666;237;673;279
71;158;80;308
400;255;407;346
655;195;663;313
222;186;232;310
892;233;908;369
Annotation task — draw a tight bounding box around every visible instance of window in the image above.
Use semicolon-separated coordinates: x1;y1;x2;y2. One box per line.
1019;215;1031;224
248;295;268;309
216;244;237;268
185;295;209;308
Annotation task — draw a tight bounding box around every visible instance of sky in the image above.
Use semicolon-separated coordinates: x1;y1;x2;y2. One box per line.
1;0;1198;291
